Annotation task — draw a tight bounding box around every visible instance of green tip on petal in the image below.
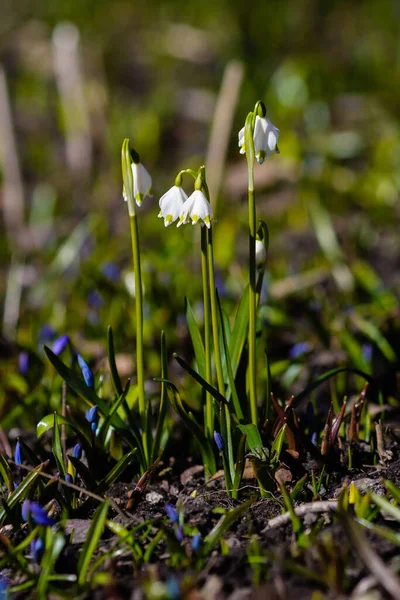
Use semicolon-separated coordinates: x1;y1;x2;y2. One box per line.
165;214;173;224
136;193;144;206
204;215;211;226
191;214;199;224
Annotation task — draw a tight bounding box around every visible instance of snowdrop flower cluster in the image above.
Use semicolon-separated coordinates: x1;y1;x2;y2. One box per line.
238;114;280;164
158;177;213;228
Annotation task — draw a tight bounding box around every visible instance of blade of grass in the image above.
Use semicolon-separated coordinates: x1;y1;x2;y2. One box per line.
77;501;109;586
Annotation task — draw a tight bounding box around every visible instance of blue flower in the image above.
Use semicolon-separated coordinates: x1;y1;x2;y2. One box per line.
191;533;201;551
38;324;56;344
65;473;73;484
52;335;69;355
0;575;8;599
77;354;94;388
30;538;45;563
88;290;104;309
85;405;99;433
73;443;82;459
213;431;224;452
289;342;310;360
18;352;29;376
101;263;120;282
175;525;184;542
22;500;54;526
362;343;373;363
165;503;179;524
15;441;22;466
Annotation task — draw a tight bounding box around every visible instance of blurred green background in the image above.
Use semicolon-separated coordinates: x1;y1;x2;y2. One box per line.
1;0;400;427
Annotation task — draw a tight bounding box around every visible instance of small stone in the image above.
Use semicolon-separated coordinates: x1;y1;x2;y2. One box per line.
145;491;164;505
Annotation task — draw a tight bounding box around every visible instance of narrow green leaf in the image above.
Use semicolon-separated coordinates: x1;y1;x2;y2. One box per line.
0;452;14;492
372;493;400;522
173;353;227;406
229;286;249;378
37;529;65;598
202;499;253;555
97;379;131;446
107;326;123;396
37;413;91;444
162;380;216;475
94;448;137;495
237;424;263;453
185;298;206;379
0;463;45;525
68;455;98;489
77;501;109;586
52;413;66;477
152;330;169;462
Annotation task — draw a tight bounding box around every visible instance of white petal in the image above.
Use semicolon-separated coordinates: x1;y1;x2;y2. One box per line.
177;195;195;227
267;130;277;153
159;186;187;226
253;116;265;155
189;190;213;228
132;162;152;206
238;126;245;146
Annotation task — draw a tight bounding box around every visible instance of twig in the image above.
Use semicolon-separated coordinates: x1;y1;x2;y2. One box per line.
261;500;338;532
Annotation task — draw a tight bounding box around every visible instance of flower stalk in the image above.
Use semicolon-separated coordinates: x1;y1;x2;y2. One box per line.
201;226;213;439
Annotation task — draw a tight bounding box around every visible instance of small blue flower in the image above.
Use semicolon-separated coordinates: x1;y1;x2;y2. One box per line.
0;575;8;599
101;262;120;282
289;342;311;360
73;443;82;459
15;442;22;466
191;533;201;551
213;431;224;452
77;354;94;388
30;538;45;563
165;503;179;524
88;290;104;309
39;324;56;344
311;432;318;446
52;335;69;355
166;576;181;600
85;405;99;433
22;500;54;526
362;343;373;363
175;525;184;542
65;473;73;484
18;352;29;375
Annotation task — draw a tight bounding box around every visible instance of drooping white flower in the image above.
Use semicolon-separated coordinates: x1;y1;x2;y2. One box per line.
177;190;213;229
238;115;280;164
158;185;188;227
255;239;267;266
132;162;152;206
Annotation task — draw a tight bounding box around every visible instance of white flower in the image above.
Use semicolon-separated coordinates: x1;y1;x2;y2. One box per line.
132;162;152;206
255;239;267;266
238;115;280;164
177;190;213;229
123;162;152;209
158;185;188;227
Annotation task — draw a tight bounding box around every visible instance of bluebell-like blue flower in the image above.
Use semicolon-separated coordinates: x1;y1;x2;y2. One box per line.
175;525;184;542
52;334;69;355
15;441;22;466
22;500;54;526
191;533;201;551
85;405;99;433
88;290;104;309
101;262;120;282
289;342;311;360
73;443;82;459
311;432;318;446
30;538;45;563
213;431;224;452
18;351;29;375
0;575;8;599
39;324;56;344
165;503;179;524
362;343;373;363
77;354;94;388
65;473;73;484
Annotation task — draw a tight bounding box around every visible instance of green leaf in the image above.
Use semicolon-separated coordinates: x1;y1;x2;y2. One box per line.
161;380;216;475
202;499;253;555
107;326;123;396
172;353;227;406
94;449;137;495
97;379;131;446
44;347;131;437
37;413;91;444
152;330;169;462
271;424;287;463
77;501;109;586
0;462;45;525
237;424;263;453
229;286;249;379
68;455;97;489
372;493;400;522
185;298;206;379
37;529;65;598
52;413;66;477
0;452;14;492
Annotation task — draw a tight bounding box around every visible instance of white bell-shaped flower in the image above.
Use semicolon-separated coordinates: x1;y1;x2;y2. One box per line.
177;190;213;229
255;239;267;266
238;115;280;164
158;185;188;227
132;162;152;206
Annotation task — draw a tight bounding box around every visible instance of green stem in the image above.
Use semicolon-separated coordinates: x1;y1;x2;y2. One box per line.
207;227;225;396
201;227;213;439
248;174;257;425
129;214;148;463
